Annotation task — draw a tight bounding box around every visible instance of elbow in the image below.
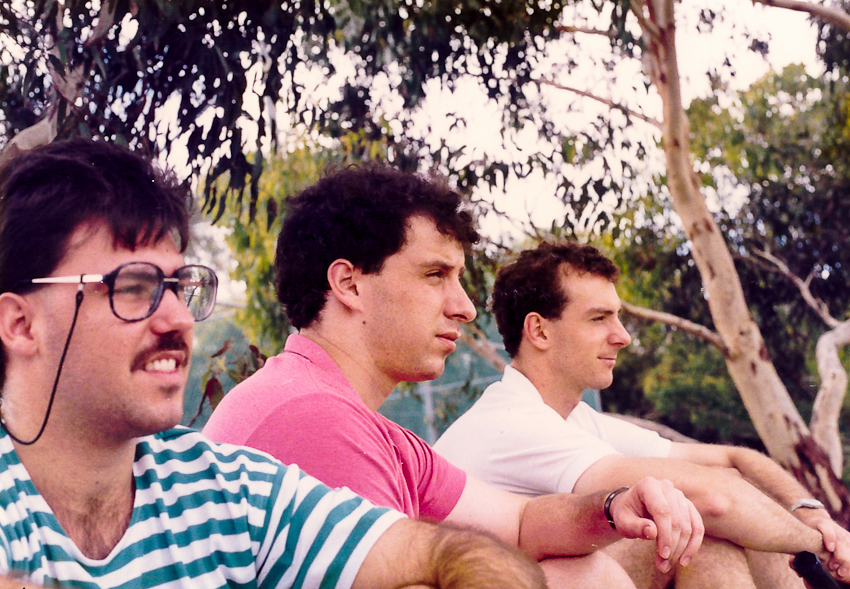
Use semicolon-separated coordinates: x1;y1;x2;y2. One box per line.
696;490;735;520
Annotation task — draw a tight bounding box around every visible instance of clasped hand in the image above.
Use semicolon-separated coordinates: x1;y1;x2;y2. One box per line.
608;477;705;573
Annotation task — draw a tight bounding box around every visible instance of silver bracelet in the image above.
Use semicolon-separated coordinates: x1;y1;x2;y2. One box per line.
790;498;825;512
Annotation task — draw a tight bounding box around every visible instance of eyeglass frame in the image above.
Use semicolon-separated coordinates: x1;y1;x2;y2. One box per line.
27;261;219;322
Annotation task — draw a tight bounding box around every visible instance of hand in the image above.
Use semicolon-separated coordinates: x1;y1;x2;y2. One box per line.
798;510;850;582
608;476;705;573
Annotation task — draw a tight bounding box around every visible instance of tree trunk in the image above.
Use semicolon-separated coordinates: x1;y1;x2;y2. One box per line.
639;0;850;523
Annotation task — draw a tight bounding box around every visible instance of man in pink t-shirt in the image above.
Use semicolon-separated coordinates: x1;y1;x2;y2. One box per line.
204;164;704;587
205;333;464;520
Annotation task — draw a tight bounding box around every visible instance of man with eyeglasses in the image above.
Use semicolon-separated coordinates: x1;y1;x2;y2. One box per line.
0;139;546;589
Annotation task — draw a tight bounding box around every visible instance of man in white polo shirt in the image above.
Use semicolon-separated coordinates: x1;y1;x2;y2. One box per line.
436;240;850;589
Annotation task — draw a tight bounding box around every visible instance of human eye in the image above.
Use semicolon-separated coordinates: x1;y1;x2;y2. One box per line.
113;271;157;300
424;267;447;281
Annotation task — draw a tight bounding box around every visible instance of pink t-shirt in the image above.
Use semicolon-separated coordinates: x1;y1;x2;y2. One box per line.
203;334;466;520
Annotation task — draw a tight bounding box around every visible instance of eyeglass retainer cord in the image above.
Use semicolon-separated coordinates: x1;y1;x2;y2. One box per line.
0;280;85;446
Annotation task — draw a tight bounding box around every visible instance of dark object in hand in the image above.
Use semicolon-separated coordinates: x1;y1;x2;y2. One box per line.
793;552;850;589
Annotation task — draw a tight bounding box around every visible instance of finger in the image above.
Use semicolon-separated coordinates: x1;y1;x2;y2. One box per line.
818;521;837;553
636;482;677;572
678;501;704;566
663;490;692;569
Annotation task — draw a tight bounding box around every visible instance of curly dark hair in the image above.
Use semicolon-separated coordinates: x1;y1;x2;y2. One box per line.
0;138;191;384
492;241;620;357
275;164;479;329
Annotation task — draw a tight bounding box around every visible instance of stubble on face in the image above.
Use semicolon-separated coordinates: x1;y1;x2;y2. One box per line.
360;216;474;388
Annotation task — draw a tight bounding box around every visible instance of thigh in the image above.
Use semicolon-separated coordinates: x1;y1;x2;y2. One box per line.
605;537;761;589
540;551;638;589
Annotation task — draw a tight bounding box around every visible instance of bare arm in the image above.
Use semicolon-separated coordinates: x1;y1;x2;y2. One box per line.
352;518;546;589
445;475;702;572
669;442;816;509
574;445;848;574
669;442;850;579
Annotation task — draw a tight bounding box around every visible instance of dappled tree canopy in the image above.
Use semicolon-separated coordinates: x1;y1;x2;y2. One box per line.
0;0;647;223
0;0;341;218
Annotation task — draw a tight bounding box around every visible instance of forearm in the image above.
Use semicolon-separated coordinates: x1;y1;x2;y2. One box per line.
679;447;826;553
579;453;823;555
691;473;823;553
518;491;621;559
354;518;546;589
724;446;815;509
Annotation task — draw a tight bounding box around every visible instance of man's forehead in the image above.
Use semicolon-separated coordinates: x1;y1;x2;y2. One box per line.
399;216;466;261
560;271;620;308
59;221;183;271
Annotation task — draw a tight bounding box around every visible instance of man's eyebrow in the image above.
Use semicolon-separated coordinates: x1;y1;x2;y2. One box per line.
418;259;465;272
582;306;619;318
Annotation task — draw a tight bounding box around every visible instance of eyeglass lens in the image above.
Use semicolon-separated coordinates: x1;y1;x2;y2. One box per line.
110;263;217;321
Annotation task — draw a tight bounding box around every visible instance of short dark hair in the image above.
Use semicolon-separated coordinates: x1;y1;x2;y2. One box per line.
492;241;620;357
0;138;191;379
275;164;479;329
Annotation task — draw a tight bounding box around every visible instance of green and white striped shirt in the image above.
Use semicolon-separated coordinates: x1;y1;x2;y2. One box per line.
0;426;403;588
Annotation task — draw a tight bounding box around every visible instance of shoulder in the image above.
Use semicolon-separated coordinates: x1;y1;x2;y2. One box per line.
140;427;287;485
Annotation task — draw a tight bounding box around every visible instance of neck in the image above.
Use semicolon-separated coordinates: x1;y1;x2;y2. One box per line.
510;359;583;419
12;429;137;559
299;327;395;412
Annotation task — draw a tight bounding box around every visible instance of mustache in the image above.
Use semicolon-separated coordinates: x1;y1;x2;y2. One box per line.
131;332;190;370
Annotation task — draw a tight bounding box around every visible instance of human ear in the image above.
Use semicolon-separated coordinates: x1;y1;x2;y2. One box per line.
522;312;551;351
326;258;363;311
0;293;39;357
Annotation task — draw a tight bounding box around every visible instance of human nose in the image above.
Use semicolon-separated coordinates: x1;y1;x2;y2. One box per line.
447;279;477;323
612;318;631;348
150;287;195;333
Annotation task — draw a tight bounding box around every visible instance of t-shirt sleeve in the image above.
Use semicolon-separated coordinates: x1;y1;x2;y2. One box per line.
215;444;405;589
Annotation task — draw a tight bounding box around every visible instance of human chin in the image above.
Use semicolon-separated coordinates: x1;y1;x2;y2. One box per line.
407;357;448;382
132;397;184;436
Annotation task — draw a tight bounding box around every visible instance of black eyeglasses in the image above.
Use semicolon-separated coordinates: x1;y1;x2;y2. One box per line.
29;262;218;322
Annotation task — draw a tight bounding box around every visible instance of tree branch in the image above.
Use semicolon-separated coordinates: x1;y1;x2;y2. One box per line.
812;320;850;476
460;323;508;373
752;248;839;328
0;1;116;165
750;248;847;476
629;0;662;40
621;300;730;355
752;0;850;32
554;24;615;37
536;78;663;128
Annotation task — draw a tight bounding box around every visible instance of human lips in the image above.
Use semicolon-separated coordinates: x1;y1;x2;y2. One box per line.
437;331;460;351
134;350;187;373
133;335;190;374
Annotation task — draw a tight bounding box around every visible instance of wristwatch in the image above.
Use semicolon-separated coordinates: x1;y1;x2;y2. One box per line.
790;498;826;512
